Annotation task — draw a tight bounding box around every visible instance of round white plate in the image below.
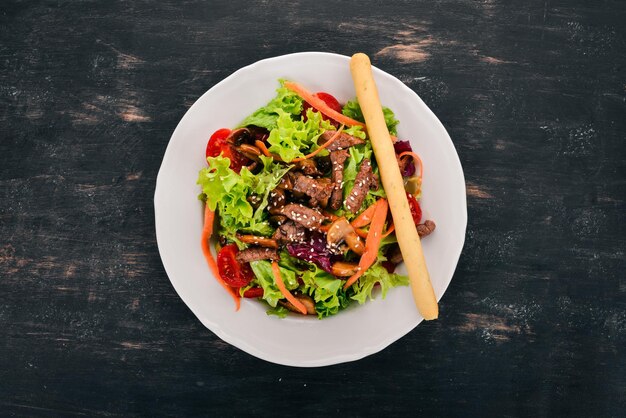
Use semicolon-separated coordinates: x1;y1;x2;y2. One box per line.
155;52;466;367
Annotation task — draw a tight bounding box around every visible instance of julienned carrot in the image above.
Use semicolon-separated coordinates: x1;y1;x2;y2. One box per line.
271;261;307;315
201;205;241;311
343;198;389;290
291;125;344;162
283;81;366;128
398;151;423;179
351;202;377;228
354;228;368;239
382;222;395;238
254;140;282;161
320;210;339;221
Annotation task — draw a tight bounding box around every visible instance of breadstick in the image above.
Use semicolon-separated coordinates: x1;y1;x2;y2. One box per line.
350;53;438;320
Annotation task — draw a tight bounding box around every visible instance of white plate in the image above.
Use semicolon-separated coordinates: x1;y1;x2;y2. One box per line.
155;52;467;367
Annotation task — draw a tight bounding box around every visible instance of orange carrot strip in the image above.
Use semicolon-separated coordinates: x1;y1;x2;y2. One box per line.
354;228;369;239
254;140;282;161
201;205;240;311
398;151;423;179
320;210;339;221
382;222;395;238
271;261;307;315
284;81;366;128
343;199;389;290
351;201;377;228
291;125;344;162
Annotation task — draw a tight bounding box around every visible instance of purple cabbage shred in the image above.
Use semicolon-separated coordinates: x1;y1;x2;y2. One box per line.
286;233;335;273
393;140;415;177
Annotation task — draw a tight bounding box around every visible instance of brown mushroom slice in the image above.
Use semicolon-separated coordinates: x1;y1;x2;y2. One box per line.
279;293;316;315
237;144;262;161
236;234;279;248
326;217;365;255
331;261;359;277
226;127;252;145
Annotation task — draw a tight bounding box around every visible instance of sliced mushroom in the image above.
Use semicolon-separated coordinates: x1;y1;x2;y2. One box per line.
237;144;262;161
236;234;279;248
279;293;316;315
331;261;359;277
326;217;365;255
345;233;365;255
226;127;252;145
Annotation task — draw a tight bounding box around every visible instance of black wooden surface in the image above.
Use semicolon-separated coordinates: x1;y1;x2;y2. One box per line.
1;1;625;416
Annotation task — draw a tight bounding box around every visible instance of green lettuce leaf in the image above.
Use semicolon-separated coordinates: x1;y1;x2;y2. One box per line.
349;263;409;304
301;264;350;318
249;260;298;308
342;99;399;135
266;108;333;162
266;305;290;318
238;80;303;130
197;156;289;241
343;124;367;140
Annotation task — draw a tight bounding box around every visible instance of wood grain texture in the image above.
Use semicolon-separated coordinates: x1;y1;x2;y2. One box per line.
1;0;624;416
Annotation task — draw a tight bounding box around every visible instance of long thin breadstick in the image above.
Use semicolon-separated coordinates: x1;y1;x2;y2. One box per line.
350;53;438;320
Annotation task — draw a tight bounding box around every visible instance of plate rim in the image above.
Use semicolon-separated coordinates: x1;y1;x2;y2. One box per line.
154;51;467;367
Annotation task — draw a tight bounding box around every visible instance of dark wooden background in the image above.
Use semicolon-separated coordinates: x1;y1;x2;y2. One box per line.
1;0;624;416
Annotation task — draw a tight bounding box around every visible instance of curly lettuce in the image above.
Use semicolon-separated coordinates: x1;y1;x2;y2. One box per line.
238;80;303;130
349;263;409;305
249;260;298;308
301;265;350;318
197;155;290;241
266;108;334;161
342;99;399;135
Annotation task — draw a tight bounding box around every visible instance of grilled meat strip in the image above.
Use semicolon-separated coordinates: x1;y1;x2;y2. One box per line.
279;203;324;229
272;220;307;244
329;149;349;210
292;172;333;208
295;159;323;177
235;247;279;263
268;188;287;214
344;158;379;213
318;130;365;151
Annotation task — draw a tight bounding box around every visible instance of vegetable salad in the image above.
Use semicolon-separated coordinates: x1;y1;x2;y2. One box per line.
197;80;434;318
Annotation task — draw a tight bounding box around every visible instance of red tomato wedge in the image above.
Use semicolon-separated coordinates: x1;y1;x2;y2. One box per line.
206;128;231;159
205;128;249;173
302;92;343;127
406;192;422;225
243;287;264;298
217;244;254;288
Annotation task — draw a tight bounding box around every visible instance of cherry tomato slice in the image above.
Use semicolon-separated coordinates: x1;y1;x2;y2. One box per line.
243;287;264;298
205;128;250;173
206;128;231;159
217;244;254;288
406;192;422;225
302;92;342;127
220;144;250;173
